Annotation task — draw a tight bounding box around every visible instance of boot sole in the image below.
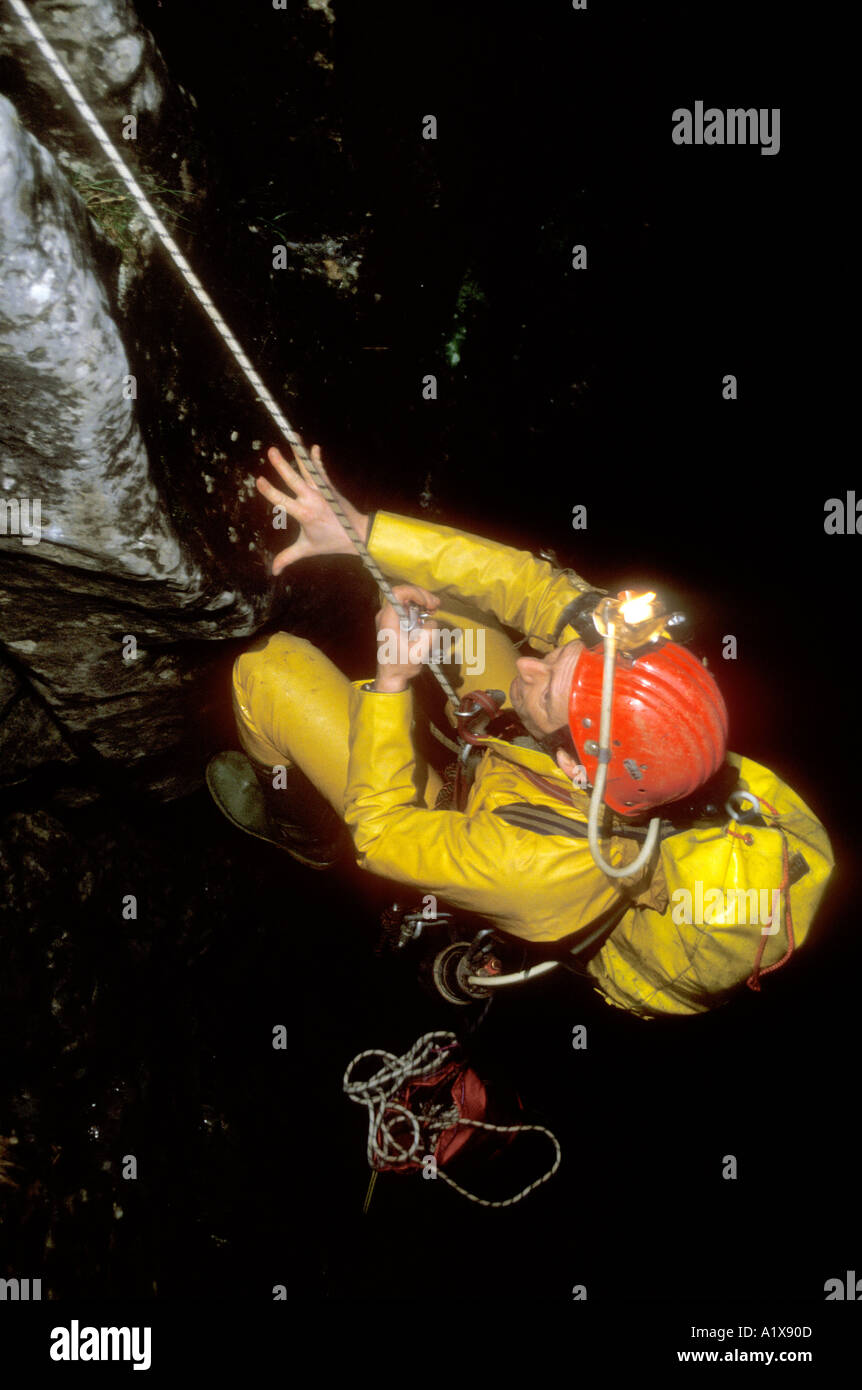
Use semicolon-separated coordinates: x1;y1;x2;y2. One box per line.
205;753;342;870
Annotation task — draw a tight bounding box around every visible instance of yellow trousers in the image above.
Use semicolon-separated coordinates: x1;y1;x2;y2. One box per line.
231;601;521;815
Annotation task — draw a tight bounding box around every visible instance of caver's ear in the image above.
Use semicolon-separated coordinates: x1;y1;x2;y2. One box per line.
555;748;581;781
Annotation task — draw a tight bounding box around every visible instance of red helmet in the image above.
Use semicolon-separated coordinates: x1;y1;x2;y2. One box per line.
568;640;728;817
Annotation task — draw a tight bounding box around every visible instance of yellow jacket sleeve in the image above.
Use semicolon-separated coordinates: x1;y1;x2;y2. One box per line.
344;680;627;941
367;511;595;651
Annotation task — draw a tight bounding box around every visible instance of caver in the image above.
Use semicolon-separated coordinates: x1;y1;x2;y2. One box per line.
208;442;834;1019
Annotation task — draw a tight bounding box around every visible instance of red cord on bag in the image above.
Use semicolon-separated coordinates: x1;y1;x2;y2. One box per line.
746;832;795;991
727;826;754;845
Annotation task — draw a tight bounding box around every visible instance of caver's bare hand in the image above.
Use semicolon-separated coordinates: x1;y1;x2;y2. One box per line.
256;443;368;576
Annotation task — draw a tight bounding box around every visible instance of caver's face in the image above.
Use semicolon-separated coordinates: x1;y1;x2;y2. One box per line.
509;639;584;742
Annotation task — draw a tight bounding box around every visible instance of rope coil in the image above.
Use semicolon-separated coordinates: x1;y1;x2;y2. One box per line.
343;1031;561;1208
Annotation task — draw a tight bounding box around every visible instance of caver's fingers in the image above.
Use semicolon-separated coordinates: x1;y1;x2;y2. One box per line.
255;473;300;516
267;444;314;497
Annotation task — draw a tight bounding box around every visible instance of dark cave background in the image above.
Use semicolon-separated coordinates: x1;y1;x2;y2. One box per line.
0;0;856;1324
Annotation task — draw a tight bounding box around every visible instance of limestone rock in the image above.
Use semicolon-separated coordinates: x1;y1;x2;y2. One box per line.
0;94;271;796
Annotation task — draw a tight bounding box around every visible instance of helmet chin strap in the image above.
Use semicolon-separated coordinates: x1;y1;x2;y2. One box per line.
586;621;662;879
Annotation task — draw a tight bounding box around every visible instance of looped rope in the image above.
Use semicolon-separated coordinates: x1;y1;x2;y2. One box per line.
343;1031;561;1208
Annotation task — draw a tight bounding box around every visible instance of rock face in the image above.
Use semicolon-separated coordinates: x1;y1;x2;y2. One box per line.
0;90;275;798
0;0;392;803
0;1;288;800
1;0;178;185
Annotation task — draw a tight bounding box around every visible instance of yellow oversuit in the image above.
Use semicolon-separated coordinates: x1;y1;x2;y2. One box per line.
232;512;834;1018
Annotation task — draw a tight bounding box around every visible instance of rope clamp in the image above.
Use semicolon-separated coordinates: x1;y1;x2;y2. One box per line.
400;603;431;632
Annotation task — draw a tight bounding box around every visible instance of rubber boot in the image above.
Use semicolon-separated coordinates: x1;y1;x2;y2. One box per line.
206;751;350;870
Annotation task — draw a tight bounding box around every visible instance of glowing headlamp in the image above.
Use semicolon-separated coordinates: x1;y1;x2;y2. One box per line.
592;590;667;653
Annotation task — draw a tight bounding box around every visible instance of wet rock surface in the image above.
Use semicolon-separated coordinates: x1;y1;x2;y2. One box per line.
0;0;388;803
0;0;193;202
0;93;271;798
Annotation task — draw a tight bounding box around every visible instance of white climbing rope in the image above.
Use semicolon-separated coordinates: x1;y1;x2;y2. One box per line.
4;0;462;706
343;1031;561;1208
